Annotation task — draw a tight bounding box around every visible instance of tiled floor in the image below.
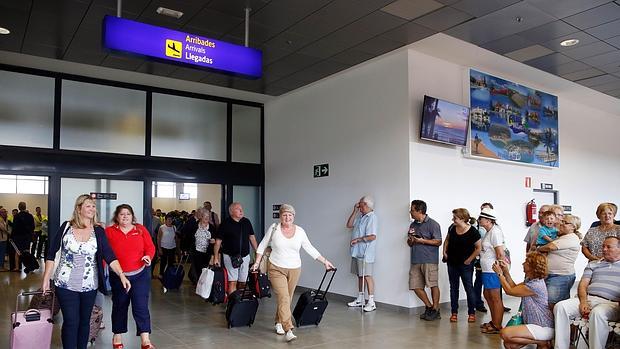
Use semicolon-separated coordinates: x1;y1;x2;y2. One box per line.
1;267;520;348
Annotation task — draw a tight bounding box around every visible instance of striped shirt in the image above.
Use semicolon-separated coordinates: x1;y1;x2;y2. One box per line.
583;259;620;301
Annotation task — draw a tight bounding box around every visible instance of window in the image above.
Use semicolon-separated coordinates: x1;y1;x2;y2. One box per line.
60;80;146;155
152;181;175;198
0;175;48;194
151;93;227;161
0;70;55;148
183;183;198;198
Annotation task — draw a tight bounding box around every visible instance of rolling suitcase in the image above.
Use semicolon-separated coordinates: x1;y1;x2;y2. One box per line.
10;291;54;349
88;305;104;344
10;239;40;273
208;266;228;305
162;253;189;292
250;271;271;298
293;268;337;327
225;279;259;328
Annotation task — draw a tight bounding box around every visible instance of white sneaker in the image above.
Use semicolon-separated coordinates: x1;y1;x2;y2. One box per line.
347;299;364;307
363;302;376;312
285;330;297;342
275;323;285;335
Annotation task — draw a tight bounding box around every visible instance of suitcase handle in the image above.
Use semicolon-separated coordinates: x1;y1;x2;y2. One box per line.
314;268;337;301
13;290;55;325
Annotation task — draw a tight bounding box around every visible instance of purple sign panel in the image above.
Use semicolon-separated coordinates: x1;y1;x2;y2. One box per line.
102;16;262;78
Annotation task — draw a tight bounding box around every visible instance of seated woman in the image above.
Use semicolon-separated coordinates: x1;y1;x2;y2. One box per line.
581;202;620;261
493;252;554;349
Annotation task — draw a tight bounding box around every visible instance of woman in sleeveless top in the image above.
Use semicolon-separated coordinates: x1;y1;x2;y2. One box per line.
42;194;130;349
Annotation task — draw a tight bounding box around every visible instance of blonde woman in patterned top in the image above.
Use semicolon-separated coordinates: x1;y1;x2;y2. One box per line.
42;194;130;349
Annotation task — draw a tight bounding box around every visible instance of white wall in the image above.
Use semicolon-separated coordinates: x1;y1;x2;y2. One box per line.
265;51;413;307
0;194;48;215
408;50;620;298
266;35;620;308
151;183;221;214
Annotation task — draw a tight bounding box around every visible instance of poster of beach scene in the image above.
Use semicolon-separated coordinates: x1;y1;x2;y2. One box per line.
469;69;559;167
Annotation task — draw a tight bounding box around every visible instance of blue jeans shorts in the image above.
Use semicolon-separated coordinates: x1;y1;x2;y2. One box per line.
481;272;501;289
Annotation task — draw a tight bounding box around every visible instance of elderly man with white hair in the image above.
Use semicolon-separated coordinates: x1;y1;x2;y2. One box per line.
346;195;378;312
553;236;620;349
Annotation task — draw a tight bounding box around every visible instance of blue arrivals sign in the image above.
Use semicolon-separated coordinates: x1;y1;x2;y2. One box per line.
102;16;262;78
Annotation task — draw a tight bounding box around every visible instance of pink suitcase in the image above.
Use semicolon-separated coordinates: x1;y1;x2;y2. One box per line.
10;291;54;349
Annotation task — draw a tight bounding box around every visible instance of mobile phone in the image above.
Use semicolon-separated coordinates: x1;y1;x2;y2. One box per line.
412;234;422;239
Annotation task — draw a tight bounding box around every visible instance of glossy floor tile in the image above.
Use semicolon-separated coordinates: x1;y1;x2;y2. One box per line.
0;267;523;348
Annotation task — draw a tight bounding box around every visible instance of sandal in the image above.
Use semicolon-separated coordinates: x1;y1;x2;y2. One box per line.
480;321;492;329
112;344;124;349
468;314;476;323
481;323;502;334
141;344;156;349
450;313;458;322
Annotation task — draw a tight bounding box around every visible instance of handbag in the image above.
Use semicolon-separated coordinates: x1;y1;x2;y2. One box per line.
258;224;278;274
231;223;245;269
231;254;244;269
506;303;523;327
196;267;214;299
51;222;71;280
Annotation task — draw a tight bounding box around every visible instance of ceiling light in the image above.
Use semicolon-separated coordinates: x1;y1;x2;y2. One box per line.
560;39;579;47
156;7;183;19
0;27;10;35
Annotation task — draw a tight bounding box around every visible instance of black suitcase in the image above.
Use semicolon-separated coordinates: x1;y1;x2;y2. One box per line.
293;268;336;327
250;271;271;298
10;239;40;273
225;283;259;328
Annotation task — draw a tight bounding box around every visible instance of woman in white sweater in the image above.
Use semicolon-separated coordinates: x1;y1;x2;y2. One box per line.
252;204;334;342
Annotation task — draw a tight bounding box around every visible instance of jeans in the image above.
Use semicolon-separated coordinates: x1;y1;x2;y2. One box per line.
159;248;176;276
55;287;97;349
447;263;475;314
545;273;575;304
474;268;484;308
0;240;6;269
110;267;152;335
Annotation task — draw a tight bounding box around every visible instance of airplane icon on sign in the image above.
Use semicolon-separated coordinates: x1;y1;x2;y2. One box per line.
167;42;180;53
165;39;182;58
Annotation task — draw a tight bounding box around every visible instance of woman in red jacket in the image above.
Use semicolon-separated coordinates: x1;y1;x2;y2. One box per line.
105;204;156;349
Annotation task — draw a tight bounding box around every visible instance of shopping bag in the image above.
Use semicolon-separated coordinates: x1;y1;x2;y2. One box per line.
196;268;214;300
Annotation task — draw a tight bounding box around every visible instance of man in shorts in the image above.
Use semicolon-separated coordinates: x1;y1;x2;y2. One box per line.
346;196;378;312
407;200;442;321
213;202;258;294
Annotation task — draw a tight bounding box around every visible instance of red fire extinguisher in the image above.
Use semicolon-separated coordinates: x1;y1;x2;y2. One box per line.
526;199;537;227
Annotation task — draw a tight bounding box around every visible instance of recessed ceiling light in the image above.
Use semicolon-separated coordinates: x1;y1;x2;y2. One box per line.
560;39;579;47
156;7;183;19
0;27;10;35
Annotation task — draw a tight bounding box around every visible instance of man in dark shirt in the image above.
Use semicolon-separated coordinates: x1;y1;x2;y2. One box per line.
213;202;258;293
11;202;34;271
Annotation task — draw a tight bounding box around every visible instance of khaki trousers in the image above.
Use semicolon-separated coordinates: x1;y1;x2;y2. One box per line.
268;263;301;332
